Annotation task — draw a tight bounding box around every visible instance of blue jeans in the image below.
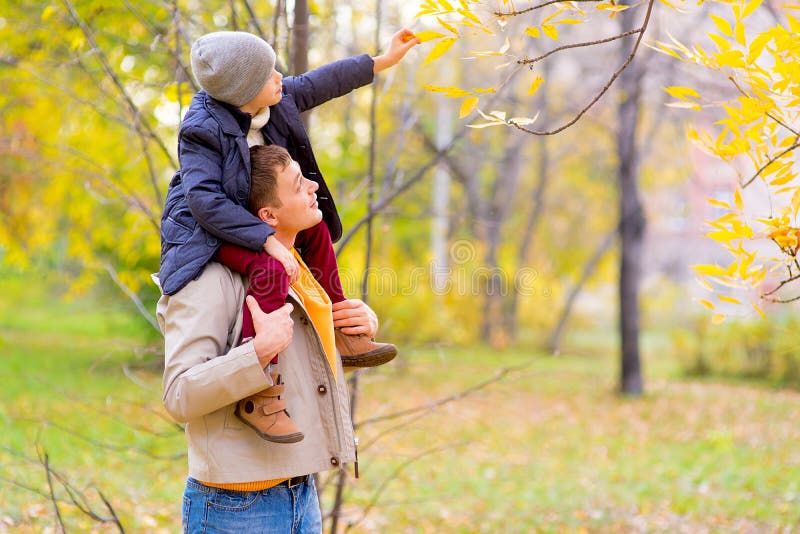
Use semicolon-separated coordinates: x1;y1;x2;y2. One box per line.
182;476;322;534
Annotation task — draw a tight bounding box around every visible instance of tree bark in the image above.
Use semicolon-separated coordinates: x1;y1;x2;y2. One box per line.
291;0;310;128
617;14;646;396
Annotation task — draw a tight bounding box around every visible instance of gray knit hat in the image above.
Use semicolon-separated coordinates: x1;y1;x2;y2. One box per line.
190;31;277;107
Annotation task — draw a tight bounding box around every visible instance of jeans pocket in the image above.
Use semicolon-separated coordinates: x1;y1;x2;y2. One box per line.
207;488;260;512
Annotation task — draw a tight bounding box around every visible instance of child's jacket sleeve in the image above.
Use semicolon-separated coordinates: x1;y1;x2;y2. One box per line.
282;54;375;113
179;124;273;251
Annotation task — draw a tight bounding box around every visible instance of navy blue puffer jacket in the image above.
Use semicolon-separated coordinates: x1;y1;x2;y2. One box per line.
158;54;374;295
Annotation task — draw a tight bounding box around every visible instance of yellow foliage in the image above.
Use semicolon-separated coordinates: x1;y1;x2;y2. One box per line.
423;37;457;66
459;96;478;118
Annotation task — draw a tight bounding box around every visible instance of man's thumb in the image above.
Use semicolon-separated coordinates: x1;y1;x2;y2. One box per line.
245;295;264;316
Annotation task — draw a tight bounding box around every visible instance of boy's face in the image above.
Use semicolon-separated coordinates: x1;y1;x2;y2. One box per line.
266;159;322;235
248;69;284;110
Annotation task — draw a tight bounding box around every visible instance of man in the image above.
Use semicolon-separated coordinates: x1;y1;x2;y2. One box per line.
157;145;379;532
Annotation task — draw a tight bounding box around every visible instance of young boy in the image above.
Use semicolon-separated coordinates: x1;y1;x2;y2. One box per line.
159;29;419;442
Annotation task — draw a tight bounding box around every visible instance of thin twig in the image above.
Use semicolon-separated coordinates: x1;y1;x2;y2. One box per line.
344;441;469;532
104;263;162;334
356;362;531;428
21;418;185;460
242;0;267;40
512;0;655;136
61;0;175;202
40;450;66;534
729;76;800;138
741;142;800;188
518;29;640;66
494;0;603;16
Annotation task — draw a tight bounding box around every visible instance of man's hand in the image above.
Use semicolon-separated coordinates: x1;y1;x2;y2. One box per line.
264;234;299;284
373;28;420;73
247;296;294;367
331;299;379;338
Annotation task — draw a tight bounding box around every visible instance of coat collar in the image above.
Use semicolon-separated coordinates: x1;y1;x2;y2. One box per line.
201;91;250;136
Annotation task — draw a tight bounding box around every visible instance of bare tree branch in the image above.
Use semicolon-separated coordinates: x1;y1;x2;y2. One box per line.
518;29;640;67
104;264;162;334
18;418;185;460
741;142;800;189
39;449;66;534
344;441;469;532
242;0;267;40
61;0;176;204
356;363;532;429
494;0;603;16
511;0;655;136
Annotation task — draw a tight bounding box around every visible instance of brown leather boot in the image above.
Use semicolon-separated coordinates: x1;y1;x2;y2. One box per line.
335;329;397;368
234;373;304;444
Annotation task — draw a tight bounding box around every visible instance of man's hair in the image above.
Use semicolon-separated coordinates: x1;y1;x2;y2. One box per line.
249;145;292;213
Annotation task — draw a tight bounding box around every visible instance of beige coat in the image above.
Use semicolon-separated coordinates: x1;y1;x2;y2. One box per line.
156;262;355;483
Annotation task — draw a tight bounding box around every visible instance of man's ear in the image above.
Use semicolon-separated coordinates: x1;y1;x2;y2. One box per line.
257;206;279;228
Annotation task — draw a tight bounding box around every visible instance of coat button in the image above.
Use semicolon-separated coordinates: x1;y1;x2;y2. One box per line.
317;385;327;395
330;457;339;466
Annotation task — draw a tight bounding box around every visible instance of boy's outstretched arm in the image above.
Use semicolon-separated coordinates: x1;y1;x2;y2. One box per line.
372;28;421;73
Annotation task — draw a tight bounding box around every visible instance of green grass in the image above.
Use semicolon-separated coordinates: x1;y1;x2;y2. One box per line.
1;272;799;532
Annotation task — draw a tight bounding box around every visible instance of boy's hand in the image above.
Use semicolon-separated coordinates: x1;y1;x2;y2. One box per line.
248;297;294;367
332;299;379;338
264;234;299;284
373;28;420;73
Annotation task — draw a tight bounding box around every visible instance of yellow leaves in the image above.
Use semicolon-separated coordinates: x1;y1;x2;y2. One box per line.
459;97;478;118
542;24;559;40
742;0;763;18
525;27;540;39
665;86;700;100
423;84;474;98
423;37;457;66
41;5;58;22
424;85;496;118
597;3;631;16
664;85;702;110
711;313;727;325
734;21;746;46
528;76;544;96
414;31;448;43
710;14;732;36
437;16;459;35
734;187;744;211
694;264;730;277
698;299;715;310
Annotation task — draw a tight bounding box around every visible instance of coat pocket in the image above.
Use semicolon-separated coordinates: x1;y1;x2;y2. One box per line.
162;211;194;245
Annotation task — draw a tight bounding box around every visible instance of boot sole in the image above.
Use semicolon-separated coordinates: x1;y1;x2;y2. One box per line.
340;345;398;368
234;406;305;444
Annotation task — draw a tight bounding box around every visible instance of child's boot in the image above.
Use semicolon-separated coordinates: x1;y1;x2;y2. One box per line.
235;373;304;443
335;330;397;368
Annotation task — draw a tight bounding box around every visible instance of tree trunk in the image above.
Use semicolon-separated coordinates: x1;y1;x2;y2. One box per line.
291;0;310;128
431;97;452;293
617;15;646;396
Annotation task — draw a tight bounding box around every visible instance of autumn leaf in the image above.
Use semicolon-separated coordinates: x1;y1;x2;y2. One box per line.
525;27;540;38
542;24;559;40
459;96;479;118
414;31;447;42
423;37;457;66
528;76;544;95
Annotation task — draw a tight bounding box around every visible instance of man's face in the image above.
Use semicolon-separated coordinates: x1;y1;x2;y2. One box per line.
250;68;283;109
271;160;323;234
